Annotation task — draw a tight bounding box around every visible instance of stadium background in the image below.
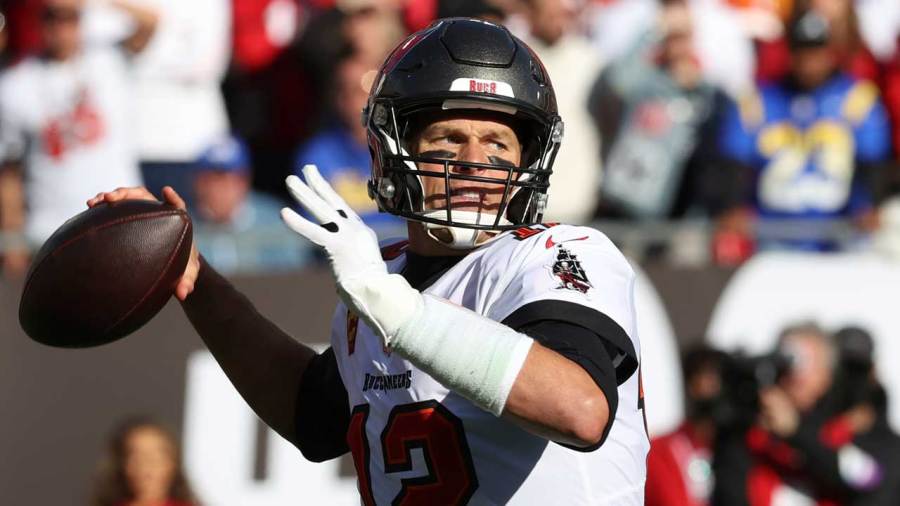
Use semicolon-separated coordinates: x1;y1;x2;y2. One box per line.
1;0;900;503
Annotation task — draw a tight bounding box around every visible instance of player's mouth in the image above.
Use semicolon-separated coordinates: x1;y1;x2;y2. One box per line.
450;189;486;205
425;187;503;211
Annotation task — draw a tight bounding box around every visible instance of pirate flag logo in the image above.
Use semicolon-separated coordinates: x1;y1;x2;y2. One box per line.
552;246;593;294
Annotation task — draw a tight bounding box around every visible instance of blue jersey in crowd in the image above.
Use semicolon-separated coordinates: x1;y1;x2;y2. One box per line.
719;73;891;223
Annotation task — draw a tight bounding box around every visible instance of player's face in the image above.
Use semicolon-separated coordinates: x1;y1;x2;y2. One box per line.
413;115;522;216
123;426;177;501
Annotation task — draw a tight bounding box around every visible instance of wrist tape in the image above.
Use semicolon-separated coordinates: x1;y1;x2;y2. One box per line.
392;294;534;416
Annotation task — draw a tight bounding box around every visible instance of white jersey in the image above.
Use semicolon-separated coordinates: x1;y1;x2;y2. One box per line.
330;224;649;505
0;45;142;244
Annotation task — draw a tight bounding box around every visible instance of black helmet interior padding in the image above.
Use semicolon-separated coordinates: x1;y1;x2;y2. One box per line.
364;17;563;230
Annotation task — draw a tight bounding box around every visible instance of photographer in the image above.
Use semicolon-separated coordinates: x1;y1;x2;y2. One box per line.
712;323;900;505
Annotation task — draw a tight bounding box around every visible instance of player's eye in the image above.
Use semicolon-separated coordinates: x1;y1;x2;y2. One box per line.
440;133;468;145
483;137;507;151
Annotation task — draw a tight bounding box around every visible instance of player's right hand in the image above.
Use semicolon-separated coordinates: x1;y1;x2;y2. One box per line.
281;165;422;346
86;186;200;301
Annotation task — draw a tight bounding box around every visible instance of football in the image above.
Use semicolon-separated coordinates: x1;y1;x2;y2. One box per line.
19;200;193;348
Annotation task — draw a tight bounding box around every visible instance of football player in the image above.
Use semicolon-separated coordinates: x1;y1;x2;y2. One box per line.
89;18;649;504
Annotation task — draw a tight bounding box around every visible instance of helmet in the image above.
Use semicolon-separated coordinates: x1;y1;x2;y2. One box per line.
363;17;564;248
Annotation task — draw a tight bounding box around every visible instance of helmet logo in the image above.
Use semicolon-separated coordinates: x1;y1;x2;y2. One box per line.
450;78;515;98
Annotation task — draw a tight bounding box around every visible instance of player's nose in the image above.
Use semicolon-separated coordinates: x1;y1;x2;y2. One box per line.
452;141;489;173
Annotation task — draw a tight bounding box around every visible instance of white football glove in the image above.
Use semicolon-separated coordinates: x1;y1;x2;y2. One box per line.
281;164;422;346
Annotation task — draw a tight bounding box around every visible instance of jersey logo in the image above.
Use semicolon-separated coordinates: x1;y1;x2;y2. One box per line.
347;310;359;355
551;246;593;294
512;222;558;240
362;371;412;392
545;235;588;249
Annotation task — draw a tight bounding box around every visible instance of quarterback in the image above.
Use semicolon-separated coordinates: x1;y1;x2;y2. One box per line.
90;18;648;505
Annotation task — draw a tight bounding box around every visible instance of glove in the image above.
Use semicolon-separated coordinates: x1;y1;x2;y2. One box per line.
281;165;422;346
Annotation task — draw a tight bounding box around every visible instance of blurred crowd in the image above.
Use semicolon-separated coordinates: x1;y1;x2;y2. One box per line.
647;324;900;505
0;0;898;276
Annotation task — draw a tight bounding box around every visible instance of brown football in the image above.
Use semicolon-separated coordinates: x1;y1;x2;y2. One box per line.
19;200;192;348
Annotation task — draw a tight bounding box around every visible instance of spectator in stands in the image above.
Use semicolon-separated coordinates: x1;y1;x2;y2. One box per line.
589;0;755;100
225;0;318;201
130;0;231;207
591;1;727;220
755;0;897;83
716;10;892;255
0;0;156;277
91;416;198;506
712;322;900;505
293;51;404;236
753;1;900;185
646;346;726;506
338;0;405;68
514;0;604;225
192;134;309;274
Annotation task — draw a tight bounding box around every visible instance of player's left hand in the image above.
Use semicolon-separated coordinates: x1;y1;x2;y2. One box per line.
281;165;421;345
87;186;200;301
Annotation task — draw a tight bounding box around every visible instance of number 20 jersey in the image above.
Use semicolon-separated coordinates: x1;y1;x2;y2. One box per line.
329;224;650;505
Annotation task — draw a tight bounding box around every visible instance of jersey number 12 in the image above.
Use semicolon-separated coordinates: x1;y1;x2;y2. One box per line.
347;400;479;505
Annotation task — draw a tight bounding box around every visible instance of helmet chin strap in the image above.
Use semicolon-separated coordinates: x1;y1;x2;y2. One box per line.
421;210;511;249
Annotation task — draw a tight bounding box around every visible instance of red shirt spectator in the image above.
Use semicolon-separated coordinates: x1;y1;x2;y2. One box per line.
646;422;714;506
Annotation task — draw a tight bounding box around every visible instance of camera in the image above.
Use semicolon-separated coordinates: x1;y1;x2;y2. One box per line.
832;326;880;412
712;350;792;433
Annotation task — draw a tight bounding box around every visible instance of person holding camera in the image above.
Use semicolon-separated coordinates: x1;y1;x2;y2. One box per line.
712;323;900;506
